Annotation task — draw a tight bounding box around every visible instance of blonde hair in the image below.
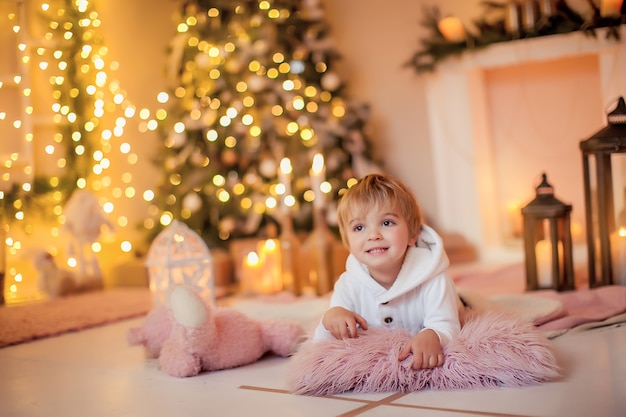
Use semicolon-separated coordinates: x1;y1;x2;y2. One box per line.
337;174;423;246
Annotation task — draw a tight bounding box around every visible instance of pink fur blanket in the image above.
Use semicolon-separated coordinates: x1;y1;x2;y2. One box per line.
286;309;561;396
535;285;626;332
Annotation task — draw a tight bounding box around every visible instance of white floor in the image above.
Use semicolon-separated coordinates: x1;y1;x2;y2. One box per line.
0;315;625;417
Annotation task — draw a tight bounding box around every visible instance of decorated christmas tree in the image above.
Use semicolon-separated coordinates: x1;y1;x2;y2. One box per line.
151;0;381;247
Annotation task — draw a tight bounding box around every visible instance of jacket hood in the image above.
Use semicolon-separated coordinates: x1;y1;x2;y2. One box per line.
344;224;449;303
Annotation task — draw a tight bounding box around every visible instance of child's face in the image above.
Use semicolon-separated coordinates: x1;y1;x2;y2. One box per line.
344;202;418;287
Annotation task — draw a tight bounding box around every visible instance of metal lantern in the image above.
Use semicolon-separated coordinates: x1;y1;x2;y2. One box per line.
580;96;626;287
521;173;575;291
146;220;214;306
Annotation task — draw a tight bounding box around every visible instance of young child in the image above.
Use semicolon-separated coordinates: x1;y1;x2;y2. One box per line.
312;173;460;370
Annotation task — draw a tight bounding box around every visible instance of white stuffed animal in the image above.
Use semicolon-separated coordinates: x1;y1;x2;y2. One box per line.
33;250;78;298
33;250;102;298
62;190;113;284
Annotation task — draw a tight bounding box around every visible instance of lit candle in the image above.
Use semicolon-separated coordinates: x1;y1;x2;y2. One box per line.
240;251;260;295
535;240;553;288
505;2;520;34
535;239;563;289
539;0;555;17
310;153;326;210
278;157;293;214
522;0;536;30
437;16;466;42
610;228;626;286
257;239;282;293
600;0;622;16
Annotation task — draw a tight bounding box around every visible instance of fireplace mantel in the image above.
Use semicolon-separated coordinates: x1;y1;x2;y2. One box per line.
424;26;626;261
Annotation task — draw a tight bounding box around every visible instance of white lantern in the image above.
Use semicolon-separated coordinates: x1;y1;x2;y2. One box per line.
146;220;214;306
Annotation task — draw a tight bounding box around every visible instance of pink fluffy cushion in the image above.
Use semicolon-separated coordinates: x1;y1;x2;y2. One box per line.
286;310;561;395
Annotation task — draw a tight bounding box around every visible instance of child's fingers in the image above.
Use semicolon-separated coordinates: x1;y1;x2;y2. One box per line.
427;354;438;368
355;314;368;330
345;322;357;338
412;352;425;369
397;342;411;361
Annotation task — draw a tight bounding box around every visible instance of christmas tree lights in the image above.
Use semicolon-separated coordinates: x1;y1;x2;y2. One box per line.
148;0;379;247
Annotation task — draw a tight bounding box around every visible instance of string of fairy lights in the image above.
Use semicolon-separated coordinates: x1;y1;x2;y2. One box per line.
0;0;166;300
1;0;366;300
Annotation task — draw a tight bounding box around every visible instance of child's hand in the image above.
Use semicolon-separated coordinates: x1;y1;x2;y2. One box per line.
322;306;368;340
398;329;444;370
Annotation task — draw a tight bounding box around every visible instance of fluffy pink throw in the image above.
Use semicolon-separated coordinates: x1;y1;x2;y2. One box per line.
286;310;561;395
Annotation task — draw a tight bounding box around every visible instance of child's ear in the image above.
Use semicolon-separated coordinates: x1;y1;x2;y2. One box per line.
408;234;419;247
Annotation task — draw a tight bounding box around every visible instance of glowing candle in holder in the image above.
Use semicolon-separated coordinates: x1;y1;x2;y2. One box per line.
278;157;293;215
257;239;283;293
146;220;214;306
535;238;564;289
277;157;301;295
310;153;326;210
240;251;260;295
521;173;574;291
437;16;466;42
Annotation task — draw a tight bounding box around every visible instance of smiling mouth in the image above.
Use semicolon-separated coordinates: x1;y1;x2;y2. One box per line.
367;247;388;254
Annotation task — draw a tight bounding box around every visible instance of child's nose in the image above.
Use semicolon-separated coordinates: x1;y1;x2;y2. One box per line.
368;228;382;239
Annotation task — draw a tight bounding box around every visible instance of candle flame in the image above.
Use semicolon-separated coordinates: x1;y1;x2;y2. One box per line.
264;239;277;251
619;228;626;237
311;153;324;174
246;251;259;265
279;157;292;174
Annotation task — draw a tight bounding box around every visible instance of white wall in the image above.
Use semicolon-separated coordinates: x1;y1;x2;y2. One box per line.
321;0;485;226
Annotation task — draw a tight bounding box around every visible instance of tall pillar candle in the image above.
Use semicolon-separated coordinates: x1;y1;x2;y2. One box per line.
257;238;282;293
611;228;626;286
240;251;260;295
278;157;293;215
310;153;326;210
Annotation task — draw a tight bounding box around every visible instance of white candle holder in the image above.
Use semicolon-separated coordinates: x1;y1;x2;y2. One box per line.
146;220;214;306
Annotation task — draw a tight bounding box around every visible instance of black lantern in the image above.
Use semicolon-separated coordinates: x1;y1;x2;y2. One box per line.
580;96;626;287
521;173;575;291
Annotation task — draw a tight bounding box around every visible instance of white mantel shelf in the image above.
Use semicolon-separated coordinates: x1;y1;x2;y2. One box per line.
423;26;626;261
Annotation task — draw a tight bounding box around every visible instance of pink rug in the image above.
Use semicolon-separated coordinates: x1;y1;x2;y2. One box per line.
0;288;152;348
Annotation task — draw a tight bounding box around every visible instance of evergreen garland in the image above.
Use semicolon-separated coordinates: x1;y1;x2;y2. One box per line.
407;0;625;74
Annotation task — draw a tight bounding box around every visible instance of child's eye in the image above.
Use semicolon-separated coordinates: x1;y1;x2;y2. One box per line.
353;224;364;232
382;220;395;227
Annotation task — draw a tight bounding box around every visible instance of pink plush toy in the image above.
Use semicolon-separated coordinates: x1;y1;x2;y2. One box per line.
127;305;172;358
128;285;304;377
